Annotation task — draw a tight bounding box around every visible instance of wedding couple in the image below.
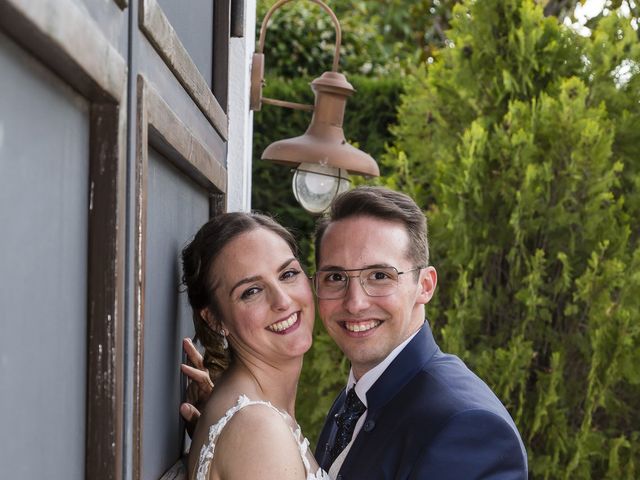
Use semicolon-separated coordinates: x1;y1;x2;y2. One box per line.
179;186;528;479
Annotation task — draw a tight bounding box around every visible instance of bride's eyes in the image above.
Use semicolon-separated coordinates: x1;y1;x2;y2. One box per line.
239;286;262;300
280;269;302;281
236;268;302;301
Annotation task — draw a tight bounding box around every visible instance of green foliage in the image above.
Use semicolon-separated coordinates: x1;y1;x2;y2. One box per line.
585;10;640;229
256;0;459;76
384;0;640;477
256;0;585;78
256;0;389;77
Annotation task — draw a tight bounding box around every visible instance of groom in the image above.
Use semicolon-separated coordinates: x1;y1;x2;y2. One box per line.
310;186;526;479
182;186;527;478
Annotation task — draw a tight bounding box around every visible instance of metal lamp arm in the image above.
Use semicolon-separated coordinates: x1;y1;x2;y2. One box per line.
250;0;343;112
257;0;342;72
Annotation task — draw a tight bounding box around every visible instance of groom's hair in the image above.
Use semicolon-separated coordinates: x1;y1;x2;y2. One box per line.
314;186;429;269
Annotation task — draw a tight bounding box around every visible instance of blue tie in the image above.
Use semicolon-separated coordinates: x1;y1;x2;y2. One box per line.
328;388;367;465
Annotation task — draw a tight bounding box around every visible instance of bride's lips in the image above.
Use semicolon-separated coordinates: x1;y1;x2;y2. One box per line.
267;312;301;334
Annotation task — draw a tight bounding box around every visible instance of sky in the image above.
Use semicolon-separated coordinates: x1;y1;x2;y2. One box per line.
568;0;638;35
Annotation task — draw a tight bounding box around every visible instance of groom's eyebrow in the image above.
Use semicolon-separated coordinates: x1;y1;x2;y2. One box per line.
229;258;297;296
318;263;393;271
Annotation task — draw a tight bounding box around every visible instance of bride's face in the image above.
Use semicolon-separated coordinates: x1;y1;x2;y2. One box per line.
210;228;314;363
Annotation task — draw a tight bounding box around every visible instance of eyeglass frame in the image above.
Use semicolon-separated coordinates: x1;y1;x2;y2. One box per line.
312;265;425;300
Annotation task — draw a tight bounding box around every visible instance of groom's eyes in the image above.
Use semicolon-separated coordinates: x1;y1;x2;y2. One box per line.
323;272;347;283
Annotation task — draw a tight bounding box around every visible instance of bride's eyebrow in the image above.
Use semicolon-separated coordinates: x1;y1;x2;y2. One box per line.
277;258;297;271
228;257;297;297
229;275;261;297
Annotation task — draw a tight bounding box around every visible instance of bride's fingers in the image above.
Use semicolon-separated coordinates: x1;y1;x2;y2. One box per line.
182;337;205;370
181;364;214;393
180;402;201;423
180;363;210;383
180;402;201;437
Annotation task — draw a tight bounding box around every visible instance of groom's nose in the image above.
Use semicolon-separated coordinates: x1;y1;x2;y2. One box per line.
342;277;371;314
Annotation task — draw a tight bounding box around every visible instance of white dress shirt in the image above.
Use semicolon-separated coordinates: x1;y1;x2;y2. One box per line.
328;328;421;477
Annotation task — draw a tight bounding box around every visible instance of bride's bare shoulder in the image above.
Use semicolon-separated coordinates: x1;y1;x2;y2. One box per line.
213;402;307;480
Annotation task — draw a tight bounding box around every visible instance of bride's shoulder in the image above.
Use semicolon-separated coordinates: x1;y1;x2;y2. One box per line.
214;400;307;479
217;398;293;445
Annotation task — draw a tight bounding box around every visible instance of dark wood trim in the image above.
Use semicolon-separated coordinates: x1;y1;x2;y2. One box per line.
213;0;231;111
0;0;127;103
0;2;127;480
139;0;228;139
86;103;126;480
210;192;227;217
132;75;149;480
230;0;246;38
133;75;227;480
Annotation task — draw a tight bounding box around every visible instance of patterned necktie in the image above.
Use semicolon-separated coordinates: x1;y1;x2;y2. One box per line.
328;388;367;466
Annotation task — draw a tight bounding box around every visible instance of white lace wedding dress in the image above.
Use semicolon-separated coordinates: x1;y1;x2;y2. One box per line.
194;395;331;480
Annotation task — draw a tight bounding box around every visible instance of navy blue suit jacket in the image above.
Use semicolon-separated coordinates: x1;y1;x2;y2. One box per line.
315;323;527;479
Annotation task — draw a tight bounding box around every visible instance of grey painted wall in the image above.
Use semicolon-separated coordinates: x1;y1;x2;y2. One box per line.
73;0;129;56
0;32;90;478
1;0;255;476
141;149;209;479
157;0;214;87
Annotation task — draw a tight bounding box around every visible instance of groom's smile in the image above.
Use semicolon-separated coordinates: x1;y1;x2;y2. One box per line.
342;319;382;334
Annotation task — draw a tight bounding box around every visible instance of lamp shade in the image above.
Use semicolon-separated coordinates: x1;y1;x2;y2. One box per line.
261;71;380;177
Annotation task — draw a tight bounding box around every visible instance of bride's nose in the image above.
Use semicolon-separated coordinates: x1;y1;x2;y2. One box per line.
270;284;293;311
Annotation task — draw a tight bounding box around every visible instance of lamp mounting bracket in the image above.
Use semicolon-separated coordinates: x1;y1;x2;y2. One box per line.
250;0;342;112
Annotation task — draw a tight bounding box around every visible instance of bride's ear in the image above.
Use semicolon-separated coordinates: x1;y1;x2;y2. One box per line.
200;307;229;336
199;307;218;330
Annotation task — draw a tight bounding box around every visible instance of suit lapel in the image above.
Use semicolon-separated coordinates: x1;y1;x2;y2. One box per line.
338;322;439;477
367;322;438;414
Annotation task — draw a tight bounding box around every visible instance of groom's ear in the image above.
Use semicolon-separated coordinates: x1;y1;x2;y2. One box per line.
416;266;437;305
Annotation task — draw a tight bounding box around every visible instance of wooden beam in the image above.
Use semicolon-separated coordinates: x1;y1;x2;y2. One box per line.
139;0;229;139
0;0;127;103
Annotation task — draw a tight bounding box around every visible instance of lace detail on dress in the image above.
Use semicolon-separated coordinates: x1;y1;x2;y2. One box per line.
195;395;331;480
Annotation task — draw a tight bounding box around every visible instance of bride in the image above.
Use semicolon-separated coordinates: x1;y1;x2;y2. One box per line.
181;212;330;480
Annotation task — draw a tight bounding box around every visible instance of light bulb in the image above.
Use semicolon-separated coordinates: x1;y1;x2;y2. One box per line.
292;164;350;214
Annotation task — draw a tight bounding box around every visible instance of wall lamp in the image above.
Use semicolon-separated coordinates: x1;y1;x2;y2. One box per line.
250;0;380;213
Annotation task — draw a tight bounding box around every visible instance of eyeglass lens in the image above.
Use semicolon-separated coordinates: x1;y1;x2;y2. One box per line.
314;267;400;299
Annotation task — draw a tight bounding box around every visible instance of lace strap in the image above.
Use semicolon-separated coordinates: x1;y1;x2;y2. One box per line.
195;395;312;479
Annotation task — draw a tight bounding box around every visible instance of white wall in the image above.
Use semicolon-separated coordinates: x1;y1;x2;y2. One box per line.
226;0;257;212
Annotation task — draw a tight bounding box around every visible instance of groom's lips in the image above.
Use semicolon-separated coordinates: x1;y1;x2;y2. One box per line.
340;319;382;335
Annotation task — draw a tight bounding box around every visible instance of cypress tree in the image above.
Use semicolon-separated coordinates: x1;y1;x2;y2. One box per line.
384;0;640;477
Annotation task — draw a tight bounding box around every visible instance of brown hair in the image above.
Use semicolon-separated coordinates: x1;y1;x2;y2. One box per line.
181;212;298;381
315;186;429;269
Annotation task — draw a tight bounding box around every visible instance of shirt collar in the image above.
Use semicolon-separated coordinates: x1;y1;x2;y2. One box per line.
346;328;421;407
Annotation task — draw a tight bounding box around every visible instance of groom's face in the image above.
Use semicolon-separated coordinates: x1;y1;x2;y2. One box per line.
316;215;435;379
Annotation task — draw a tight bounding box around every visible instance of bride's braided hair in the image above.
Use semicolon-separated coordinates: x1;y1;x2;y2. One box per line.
181;212;298;382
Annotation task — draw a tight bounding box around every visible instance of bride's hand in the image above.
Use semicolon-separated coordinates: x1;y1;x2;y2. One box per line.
180;337;213;437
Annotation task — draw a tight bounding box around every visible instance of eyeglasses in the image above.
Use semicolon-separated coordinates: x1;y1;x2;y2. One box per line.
313;266;424;300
